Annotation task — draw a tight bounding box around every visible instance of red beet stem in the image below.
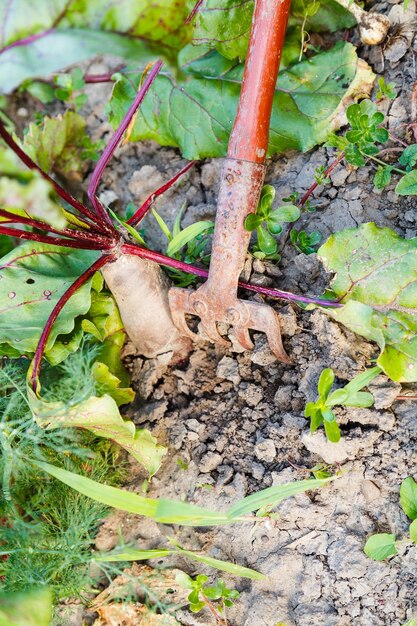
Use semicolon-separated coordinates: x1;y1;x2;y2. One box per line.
0;29;53;55
30;254;112;391
0;224;108;250
186;0;204;23
127;161;195;226
0;121;110;233
88;60;163;226
299;151;345;207
120;243;341;308
0;208;113;246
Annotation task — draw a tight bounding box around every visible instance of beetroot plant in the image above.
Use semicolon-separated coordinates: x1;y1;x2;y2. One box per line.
0;0;417;403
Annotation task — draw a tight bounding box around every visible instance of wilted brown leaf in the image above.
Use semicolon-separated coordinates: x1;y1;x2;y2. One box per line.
91;563;188;610
93;603;180;626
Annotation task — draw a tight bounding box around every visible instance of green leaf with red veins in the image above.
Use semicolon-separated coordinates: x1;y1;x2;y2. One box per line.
0;1;191;93
0;0;355;93
0;242;99;363
0;30;157;94
109;42;374;159
318;223;417;382
187;0;354;60
0;0;67;48
64;0;190;53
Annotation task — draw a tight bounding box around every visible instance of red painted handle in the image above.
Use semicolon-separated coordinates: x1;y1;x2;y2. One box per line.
228;0;291;163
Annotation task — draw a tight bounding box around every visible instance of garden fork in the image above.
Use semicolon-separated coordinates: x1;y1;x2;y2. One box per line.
169;0;292;361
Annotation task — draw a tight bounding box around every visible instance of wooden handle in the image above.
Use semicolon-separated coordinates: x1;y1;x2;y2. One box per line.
228;0;291;163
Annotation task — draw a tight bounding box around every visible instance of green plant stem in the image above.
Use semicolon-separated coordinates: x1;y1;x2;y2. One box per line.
364;152;406;175
0;436;14;501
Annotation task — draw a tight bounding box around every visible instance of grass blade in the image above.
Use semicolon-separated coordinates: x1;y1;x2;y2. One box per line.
152;208;172;241
155;499;232;526
227;478;330;518
36;461;232;526
343;366;381;394
170;541;266;580
167;220;213;256
95;548;172;562
36;461;158;517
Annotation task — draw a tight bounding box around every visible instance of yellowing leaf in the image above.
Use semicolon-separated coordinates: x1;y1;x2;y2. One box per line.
93;603;180;626
29;390;165;477
0;588;52;626
0;146;67;228
22;111;91;179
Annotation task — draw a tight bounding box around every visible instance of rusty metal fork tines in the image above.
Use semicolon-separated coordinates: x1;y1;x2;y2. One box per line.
168;158;290;363
169;283;290;363
168;0;292;363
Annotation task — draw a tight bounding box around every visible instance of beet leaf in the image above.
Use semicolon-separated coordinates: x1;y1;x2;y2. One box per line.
109;42;374;159
318;223;417;382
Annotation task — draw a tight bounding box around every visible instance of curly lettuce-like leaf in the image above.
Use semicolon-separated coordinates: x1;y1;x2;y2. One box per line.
22;110;92;179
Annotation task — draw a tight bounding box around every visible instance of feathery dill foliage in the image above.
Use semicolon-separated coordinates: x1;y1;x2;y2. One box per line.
0;347;127;600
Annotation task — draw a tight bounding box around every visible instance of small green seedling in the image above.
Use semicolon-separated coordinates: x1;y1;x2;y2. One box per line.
23;68;89;110
328;99;389;167
245;185;300;260
177;458;189;470
327;98;417;191
305;367;380;442
326;97;417;196
290;228;321;254
176;572;239;620
152;205;214;285
311;463;334;479
314;164;331;186
54;68;88;111
364;476;417;560
376;77;397;100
